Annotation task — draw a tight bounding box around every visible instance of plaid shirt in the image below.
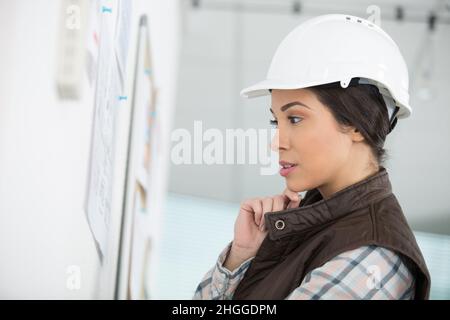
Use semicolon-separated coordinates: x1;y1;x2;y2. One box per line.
193;242;415;300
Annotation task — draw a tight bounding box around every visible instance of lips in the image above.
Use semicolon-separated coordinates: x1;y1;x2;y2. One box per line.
279;160;298;177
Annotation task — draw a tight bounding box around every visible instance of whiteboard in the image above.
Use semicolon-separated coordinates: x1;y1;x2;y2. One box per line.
115;15;156;300
83;0;162;300
83;0;134;299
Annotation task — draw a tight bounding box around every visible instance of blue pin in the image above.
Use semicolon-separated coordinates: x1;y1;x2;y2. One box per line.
118;96;127;101
102;6;112;13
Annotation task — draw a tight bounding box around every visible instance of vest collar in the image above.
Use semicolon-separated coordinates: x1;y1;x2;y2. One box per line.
265;166;393;241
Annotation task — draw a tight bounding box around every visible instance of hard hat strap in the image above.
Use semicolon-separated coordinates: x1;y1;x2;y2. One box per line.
316;77;400;125
387;106;400;134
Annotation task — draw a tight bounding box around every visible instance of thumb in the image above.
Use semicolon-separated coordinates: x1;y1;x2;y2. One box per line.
283;188;301;208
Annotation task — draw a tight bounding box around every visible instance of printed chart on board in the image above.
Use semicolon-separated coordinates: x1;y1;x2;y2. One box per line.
84;0;131;261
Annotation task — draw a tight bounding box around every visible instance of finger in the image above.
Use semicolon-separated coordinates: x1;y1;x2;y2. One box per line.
250;198;263;226
260;197;274;231
272;195;285;212
287;195;302;209
281;194;293;209
283;188;302;208
260;195;285;232
261;197;273;217
283;188;300;202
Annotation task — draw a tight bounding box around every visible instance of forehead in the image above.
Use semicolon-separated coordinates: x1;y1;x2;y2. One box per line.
270;88;321;112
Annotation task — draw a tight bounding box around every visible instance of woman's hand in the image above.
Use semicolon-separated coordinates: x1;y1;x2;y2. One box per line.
224;188;302;272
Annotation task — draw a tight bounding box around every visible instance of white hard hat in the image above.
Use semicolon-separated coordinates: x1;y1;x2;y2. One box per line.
240;14;411;126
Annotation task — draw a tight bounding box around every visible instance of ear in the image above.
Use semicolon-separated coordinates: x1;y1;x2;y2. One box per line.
350;127;365;142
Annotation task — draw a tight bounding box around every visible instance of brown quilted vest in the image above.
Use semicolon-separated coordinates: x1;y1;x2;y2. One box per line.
233;167;431;299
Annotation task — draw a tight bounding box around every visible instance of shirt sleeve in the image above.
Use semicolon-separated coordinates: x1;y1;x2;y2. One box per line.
286;245;416;300
192;241;255;300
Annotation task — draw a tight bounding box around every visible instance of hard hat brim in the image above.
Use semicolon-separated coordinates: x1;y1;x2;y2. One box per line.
240;79;325;98
240;78;411;119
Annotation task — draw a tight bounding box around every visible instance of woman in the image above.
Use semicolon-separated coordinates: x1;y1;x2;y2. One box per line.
193;14;430;300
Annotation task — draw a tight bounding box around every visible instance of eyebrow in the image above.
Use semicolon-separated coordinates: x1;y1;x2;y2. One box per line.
270;101;312;114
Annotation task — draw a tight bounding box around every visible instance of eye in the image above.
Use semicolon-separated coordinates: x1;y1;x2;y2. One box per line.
269;119;278;128
288;116;303;124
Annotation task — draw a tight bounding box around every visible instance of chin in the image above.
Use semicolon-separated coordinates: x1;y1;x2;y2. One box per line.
285;177;307;193
286;172;321;193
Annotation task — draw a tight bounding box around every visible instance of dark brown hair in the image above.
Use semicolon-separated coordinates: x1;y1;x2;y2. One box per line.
308;83;391;166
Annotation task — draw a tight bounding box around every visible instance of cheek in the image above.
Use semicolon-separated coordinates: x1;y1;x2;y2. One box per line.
293;121;350;176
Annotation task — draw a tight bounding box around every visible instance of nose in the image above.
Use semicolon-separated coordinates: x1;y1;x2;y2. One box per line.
270;128;289;152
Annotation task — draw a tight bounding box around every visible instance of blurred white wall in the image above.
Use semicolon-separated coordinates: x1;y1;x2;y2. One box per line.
170;0;450;235
0;0;180;299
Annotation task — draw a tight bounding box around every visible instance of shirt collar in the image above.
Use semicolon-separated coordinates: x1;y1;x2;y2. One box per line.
265;166;393;241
